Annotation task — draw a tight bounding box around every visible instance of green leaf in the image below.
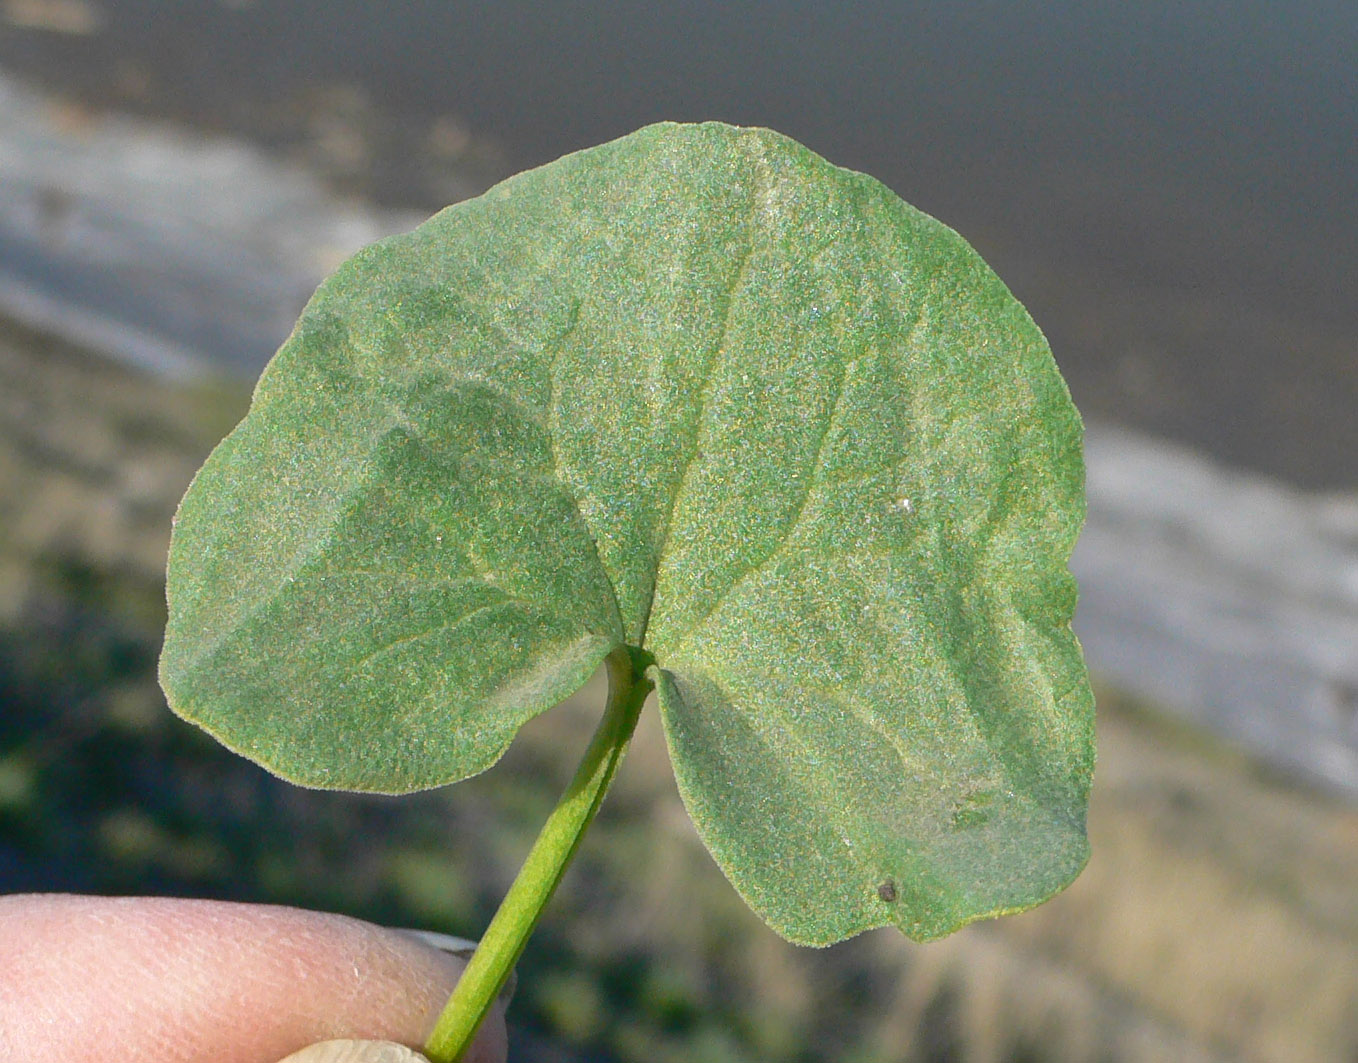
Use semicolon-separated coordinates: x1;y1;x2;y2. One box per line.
161;121;1093;943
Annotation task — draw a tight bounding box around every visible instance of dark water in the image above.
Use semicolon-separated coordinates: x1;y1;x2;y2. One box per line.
3;0;1355;486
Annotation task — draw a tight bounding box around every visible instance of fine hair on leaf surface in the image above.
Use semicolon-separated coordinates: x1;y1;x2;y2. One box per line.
161;121;1094;950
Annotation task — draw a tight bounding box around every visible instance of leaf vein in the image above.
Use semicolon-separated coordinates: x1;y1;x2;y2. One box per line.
342;594;532;677
693;665;872;875
797;676;918;773
672;353;855;648
546;298;584;482
638;197;759;640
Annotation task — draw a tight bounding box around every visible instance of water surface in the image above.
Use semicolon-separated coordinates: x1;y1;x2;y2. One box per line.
2;0;1354;485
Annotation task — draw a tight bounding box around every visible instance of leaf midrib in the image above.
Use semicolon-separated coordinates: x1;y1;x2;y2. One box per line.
632;192;760;646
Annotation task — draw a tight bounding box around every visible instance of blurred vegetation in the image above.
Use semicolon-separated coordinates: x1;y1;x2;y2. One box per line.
2;316;1356;1062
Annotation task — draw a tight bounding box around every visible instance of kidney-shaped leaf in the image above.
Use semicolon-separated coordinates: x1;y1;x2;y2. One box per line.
161;121;1093;943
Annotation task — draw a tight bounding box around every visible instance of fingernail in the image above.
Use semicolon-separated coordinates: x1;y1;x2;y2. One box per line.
397;928;478;959
277;1039;430;1063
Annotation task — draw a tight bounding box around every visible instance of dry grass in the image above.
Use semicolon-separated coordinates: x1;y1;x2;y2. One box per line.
0;317;244;612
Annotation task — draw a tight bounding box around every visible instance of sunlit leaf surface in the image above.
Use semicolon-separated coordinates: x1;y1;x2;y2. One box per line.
162;122;1093;943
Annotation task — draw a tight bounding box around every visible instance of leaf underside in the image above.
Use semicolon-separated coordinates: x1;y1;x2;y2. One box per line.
161;122;1094;944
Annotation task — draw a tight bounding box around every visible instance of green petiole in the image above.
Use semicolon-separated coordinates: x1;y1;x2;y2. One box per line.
423;644;654;1062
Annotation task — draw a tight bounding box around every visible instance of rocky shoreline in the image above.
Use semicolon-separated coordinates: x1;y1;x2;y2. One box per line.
1074;429;1358;796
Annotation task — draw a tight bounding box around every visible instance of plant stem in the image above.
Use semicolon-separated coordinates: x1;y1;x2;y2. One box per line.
423;644;653;1062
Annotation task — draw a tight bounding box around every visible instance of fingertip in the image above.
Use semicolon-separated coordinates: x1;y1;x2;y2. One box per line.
0;895;508;1063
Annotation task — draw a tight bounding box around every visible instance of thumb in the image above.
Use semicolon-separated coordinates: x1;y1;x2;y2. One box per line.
0;894;507;1063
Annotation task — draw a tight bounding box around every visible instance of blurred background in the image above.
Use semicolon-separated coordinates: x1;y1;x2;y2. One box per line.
1;2;1355;1061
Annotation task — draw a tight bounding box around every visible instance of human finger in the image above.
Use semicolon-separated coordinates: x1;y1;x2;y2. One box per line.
0;894;507;1063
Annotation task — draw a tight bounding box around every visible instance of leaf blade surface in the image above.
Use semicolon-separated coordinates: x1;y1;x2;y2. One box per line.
161;121;1093;940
